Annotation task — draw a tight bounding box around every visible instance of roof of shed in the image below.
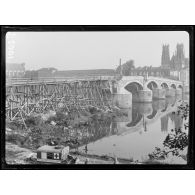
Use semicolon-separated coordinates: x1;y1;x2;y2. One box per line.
37;145;64;153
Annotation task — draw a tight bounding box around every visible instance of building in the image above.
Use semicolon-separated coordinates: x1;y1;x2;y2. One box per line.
37;145;69;163
161;43;188;70
116;59;171;78
23;68;115;80
161;44;171;68
36;67;57;78
170;43;188;70
53;69;115;77
161;43;189;82
6;63;25;78
130;66;170;78
180;66;189;86
115;43;189;83
161;43;189;71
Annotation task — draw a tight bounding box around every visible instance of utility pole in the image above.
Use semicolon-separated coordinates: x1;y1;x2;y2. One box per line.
119;58;122;76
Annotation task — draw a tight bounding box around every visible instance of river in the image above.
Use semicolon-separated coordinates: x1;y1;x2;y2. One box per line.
78;93;189;162
6;93;189;164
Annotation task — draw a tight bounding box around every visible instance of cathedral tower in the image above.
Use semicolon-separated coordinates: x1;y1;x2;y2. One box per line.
161;44;170;68
175;43;185;69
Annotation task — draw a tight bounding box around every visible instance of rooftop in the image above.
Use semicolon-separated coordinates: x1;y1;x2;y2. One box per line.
6;63;25;71
37;145;64;153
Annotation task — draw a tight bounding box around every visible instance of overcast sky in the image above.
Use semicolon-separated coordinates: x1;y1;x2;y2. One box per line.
6;31;189;71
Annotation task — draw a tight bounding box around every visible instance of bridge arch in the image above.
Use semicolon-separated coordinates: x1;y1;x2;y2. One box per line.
170;83;176;89
177;84;183;89
124;81;143;94
161;82;169;89
146;80;159;90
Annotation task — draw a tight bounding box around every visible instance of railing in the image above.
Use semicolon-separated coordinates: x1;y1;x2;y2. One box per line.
121;75;181;82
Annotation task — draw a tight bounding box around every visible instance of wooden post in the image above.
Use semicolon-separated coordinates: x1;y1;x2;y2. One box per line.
120;58;122;76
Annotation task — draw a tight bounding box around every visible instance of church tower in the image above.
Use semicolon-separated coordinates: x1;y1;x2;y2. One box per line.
175;43;185;69
161;44;170;68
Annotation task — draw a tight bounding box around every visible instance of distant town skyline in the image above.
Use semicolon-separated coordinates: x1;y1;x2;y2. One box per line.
6;31;189;70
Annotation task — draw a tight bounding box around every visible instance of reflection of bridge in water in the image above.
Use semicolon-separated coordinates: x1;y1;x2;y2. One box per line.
115;96;184;135
75;97;185;147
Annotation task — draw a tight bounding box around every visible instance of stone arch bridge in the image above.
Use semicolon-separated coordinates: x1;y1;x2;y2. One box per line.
117;76;183;94
114;76;183;107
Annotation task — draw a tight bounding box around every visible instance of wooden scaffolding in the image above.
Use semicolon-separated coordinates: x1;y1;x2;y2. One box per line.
6;79;113;127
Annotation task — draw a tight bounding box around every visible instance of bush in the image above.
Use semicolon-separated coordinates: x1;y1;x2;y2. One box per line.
25;115;43;127
56;111;66;120
148;102;189;161
6;120;24;131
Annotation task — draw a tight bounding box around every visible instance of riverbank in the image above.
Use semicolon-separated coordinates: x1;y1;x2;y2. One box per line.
6;141;186;165
5;142;131;164
6;105;127;148
5;142;139;164
5;101;189;165
6;142;35;164
5;105;128;164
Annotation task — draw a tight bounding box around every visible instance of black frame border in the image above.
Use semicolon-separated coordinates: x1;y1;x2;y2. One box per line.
1;25;194;170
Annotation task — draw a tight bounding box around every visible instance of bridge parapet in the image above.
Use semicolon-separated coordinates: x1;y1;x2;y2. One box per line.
147;76;183;87
121;76;144;80
117;76;183;93
115;76;184;103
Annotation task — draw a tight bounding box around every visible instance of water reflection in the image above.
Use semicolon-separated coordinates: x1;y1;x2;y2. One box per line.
78;95;188;160
115;97;180;135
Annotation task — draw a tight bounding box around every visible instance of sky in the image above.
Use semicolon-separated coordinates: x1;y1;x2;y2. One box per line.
6;31;189;71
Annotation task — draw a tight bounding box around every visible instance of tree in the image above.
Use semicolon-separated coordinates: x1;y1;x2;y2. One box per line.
115;60;135;76
148;102;189;162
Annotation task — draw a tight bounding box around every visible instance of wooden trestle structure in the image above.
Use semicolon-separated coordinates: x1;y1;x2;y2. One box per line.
6;79;114;126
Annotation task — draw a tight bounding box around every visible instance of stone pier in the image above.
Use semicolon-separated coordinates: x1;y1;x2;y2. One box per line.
113;89;153;108
114;75;184;105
